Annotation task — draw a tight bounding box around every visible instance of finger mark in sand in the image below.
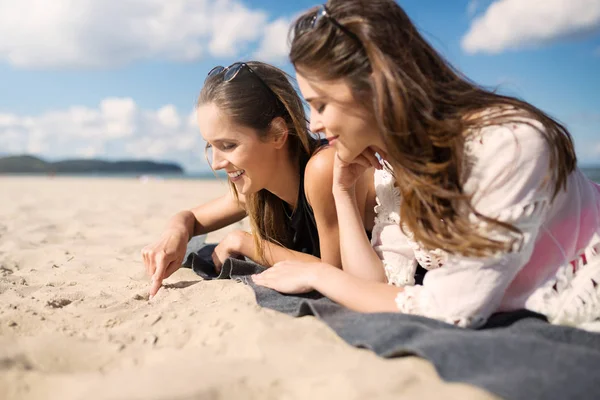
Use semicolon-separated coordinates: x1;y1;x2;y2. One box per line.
0;354;33;371
46;298;72;308
150;315;162;326
43;280;76;290
131;280;199;302
0;265;13;276
133;293;150;301
104;318;121;328
162;280;200;290
142;333;159;346
4;275;28;286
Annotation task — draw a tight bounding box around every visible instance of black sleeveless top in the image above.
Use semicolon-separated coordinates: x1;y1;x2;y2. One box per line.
283;150;321;257
282;142;372;258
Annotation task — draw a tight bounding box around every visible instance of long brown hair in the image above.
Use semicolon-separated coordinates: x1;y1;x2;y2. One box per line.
290;0;576;256
198;61;320;262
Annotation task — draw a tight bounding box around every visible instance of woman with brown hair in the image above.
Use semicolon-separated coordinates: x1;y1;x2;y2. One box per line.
142;61;376;299
253;1;600;329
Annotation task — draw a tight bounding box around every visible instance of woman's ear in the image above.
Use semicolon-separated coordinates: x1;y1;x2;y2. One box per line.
270;117;289;149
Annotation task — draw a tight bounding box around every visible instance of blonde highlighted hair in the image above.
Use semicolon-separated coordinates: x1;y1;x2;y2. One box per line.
198;61;320;263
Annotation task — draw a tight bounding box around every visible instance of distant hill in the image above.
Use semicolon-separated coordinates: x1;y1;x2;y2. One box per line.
0;155;184;174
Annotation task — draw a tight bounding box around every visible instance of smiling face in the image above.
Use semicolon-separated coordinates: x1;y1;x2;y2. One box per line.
296;73;385;162
197;102;280;195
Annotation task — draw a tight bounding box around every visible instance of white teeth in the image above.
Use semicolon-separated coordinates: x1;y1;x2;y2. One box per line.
228;170;245;178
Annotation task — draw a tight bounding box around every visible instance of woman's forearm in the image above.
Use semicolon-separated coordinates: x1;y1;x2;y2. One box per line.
166;210;196;239
237;231;320;266
311;265;400;312
167;201;246;240
334;189;387;282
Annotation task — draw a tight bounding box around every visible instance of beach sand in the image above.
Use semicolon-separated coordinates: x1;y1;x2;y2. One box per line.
0;176;496;400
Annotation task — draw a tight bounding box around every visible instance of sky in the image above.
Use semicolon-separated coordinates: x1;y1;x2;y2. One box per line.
0;0;599;172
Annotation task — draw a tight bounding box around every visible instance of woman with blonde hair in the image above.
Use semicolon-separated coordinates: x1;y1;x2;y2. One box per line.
142;61;376;298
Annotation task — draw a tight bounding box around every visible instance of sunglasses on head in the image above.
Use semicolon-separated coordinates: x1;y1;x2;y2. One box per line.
205;62;278;99
303;4;361;44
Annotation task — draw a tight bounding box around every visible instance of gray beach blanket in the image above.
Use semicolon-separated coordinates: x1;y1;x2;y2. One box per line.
183;241;600;400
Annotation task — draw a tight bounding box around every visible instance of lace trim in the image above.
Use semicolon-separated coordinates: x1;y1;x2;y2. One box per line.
395;286;486;328
373;166;449;271
402;227;447;270
373;165;401;226
372;166;418;286
383;258;417;286
526;237;600;326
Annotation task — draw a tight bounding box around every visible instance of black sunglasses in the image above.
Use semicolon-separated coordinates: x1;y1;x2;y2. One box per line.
205;62;278;101
304;4;361;44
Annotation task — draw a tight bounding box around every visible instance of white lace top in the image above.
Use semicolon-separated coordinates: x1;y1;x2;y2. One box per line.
371;117;600;328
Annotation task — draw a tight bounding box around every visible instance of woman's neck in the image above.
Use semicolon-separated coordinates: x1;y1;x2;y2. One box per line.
264;154;301;209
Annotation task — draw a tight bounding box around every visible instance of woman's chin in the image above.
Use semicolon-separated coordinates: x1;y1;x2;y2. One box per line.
232;179;254;195
336;146;365;164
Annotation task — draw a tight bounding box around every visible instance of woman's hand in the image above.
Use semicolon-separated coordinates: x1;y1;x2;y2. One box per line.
211;230;249;272
255;260;401;314
252;261;327;294
142;227;189;298
333;147;385;194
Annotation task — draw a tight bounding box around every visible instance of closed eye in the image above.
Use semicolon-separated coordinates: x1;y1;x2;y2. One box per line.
221;143;236;150
205;142;237;151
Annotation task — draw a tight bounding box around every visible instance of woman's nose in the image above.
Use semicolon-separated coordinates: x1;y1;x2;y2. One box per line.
310;117;325;135
211;148;228;170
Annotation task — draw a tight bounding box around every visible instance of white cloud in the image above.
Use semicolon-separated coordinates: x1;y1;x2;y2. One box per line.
207;1;267;57
0;99;206;171
462;0;600;54
156;105;182;130
0;0;290;69
253;18;292;63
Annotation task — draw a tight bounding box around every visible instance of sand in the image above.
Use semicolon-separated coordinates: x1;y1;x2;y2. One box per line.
0;176;496;400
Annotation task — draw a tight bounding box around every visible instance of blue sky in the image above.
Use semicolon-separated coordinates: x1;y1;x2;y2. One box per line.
0;0;599;172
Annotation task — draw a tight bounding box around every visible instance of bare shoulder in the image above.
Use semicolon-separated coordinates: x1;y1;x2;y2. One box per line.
305;145;336;177
304;146;336;205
